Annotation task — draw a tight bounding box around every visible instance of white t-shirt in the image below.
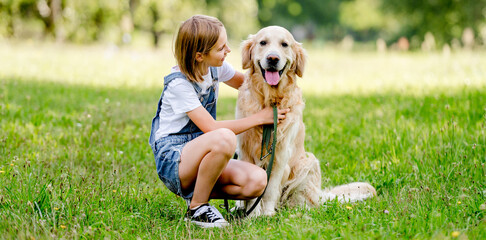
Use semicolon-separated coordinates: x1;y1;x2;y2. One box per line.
154;61;236;140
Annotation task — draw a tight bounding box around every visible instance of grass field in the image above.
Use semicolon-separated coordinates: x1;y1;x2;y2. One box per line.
1;40;485;239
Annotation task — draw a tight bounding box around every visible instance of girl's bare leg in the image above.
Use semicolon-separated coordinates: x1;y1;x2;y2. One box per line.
179;128;235;209
179;128;266;209
210;160;267;200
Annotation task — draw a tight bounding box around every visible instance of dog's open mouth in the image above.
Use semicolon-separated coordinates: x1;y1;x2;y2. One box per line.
259;62;286;86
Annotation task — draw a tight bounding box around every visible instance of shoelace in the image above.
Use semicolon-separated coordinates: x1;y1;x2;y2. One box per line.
193;205;221;222
205;207;221;222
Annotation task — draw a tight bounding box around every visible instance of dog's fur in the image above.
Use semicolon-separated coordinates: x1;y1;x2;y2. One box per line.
236;26;376;216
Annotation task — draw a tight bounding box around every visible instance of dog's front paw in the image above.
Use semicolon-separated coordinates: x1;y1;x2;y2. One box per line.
260;202;277;216
245;204;263;218
262;207;276;216
245;203;277;217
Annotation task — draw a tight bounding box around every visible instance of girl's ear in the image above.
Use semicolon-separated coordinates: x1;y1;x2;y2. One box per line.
241;35;255;69
291;42;306;78
195;52;204;63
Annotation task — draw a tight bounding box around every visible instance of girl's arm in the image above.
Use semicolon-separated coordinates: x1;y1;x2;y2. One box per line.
223;71;245;89
187;106;289;135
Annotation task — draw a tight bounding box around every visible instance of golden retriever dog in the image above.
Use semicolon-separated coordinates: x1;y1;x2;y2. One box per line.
236;26;376;217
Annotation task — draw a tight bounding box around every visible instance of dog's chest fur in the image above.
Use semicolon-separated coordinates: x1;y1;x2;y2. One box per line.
236;83;306;172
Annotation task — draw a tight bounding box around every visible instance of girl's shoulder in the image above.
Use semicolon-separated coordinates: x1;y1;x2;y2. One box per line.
164;66;188;84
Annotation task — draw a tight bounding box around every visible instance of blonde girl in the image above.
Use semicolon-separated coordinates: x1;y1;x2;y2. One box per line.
148;15;288;228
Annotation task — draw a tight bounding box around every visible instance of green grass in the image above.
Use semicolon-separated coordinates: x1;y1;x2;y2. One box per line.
1;41;485;239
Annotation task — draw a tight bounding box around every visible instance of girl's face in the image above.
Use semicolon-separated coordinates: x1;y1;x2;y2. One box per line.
203;28;231;67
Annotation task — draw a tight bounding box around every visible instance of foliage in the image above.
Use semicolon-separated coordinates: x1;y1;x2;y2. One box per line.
257;0;345;41
339;0;397;41
1;0;486;48
63;0;127;42
381;0;486;48
1;42;486;238
206;0;259;41
0;0;258;46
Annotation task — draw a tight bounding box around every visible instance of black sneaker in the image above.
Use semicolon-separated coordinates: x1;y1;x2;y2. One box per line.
185;203;229;228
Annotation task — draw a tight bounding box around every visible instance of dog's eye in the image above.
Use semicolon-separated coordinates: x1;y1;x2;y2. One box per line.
260;41;267;46
281;42;288;47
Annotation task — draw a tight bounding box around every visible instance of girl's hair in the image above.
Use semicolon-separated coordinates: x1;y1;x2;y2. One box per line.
175;15;224;82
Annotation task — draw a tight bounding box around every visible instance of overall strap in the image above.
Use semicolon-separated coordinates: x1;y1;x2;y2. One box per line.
164;71;205;93
163;72;186;86
165;67;217;90
210;67;218;81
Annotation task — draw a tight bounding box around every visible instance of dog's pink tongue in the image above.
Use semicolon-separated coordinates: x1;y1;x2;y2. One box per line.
265;71;280;85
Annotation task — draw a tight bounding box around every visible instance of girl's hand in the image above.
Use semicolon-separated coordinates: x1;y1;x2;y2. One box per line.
257;107;290;125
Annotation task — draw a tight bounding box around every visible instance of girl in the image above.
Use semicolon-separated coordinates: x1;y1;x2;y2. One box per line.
148;15;289;228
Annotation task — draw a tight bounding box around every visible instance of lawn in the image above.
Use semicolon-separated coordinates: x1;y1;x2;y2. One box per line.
1;41;485;239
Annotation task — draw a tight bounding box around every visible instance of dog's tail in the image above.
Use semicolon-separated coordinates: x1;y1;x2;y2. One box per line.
320;182;376;203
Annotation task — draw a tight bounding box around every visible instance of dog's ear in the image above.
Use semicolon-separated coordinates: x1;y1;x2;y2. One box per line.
292;42;307;78
241;34;255;70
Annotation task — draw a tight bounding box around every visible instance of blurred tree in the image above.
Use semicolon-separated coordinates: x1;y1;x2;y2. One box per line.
0;0;258;46
130;0;258;46
381;0;486;48
63;0;126;43
339;0;398;41
131;0;205;47
0;0;39;37
205;0;259;41
0;0;127;42
256;0;346;41
37;0;63;40
0;0;17;37
1;0;486;48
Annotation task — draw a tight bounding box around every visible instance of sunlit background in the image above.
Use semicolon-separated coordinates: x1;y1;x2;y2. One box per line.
1;0;485;95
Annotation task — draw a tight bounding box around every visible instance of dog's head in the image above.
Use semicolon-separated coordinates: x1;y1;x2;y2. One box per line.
242;26;306;87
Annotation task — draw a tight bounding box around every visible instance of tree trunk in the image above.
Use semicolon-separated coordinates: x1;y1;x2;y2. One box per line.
150;3;161;48
39;0;63;40
49;0;63;41
6;8;14;37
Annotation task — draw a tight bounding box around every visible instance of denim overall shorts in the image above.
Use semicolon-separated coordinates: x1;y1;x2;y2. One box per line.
148;67;218;199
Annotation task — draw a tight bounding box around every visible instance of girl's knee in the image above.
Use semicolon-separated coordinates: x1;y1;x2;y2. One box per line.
255;168;268;194
211;128;236;156
246;168;267;197
216;128;236;143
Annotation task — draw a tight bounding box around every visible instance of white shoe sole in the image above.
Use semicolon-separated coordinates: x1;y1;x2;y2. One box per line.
185;218;230;228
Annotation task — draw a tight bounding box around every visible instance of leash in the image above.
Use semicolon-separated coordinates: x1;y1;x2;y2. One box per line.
223;104;278;217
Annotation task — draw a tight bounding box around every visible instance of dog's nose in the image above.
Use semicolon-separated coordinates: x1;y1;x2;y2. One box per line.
266;54;280;66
